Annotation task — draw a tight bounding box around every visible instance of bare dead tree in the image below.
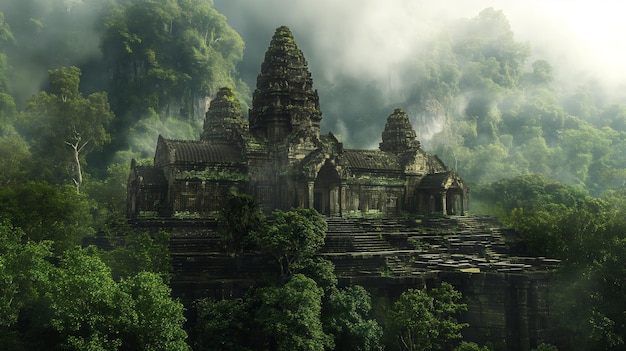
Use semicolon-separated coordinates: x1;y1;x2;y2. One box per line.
64;129;89;193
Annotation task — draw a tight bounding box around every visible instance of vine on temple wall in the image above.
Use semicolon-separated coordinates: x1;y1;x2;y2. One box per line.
178;167;248;182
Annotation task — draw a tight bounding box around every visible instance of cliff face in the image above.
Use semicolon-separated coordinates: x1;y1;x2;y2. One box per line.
117;215;557;351
352;271;552;351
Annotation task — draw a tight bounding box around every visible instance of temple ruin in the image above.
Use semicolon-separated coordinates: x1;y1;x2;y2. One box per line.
120;26;558;351
127;26;468;218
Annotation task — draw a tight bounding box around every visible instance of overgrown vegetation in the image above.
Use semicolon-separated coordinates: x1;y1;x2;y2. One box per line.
475;175;626;350
197;204;479;351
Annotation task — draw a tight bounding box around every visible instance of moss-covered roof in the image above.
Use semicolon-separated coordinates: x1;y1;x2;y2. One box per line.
249;26;321;140
201;87;248;142
343;150;402;171
379;108;420;153
161;139;245;164
418;171;461;190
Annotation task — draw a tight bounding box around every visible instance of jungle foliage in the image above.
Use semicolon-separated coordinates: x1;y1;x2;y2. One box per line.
475;175;626;350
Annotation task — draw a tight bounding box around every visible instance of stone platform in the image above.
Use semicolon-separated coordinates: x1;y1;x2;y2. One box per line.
95;215;558;351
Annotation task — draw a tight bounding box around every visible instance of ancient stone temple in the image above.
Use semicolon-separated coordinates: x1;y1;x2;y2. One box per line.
127;25;468;218
117;26;561;351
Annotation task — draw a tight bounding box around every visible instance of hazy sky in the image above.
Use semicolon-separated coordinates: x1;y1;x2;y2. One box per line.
212;0;626;148
214;0;626;92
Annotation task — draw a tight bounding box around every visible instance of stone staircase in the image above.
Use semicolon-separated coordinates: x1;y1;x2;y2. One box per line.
100;215;558;282
321;215;559;278
322;217;395;253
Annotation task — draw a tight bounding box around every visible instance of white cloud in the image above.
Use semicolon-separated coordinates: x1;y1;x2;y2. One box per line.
216;0;626;91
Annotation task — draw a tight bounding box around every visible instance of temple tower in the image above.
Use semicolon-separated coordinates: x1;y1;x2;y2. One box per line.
200;87;248;145
249;26;322;143
379;108;421;153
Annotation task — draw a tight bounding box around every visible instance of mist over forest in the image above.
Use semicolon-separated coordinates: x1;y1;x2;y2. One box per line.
215;0;626;196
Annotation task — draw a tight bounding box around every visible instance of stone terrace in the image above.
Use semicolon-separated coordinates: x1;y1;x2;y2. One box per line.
100;215;558;351
320;215;560;278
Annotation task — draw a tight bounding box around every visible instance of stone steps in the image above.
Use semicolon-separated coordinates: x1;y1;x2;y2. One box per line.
169;236;220;253
385;254;412;275
323;253;386;277
121;214;558;281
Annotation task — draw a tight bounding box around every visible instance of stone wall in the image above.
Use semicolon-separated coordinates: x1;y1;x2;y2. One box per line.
107;215;557;351
345;271;552;351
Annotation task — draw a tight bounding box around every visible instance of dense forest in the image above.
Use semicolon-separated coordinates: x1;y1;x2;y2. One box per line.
1;0;626;350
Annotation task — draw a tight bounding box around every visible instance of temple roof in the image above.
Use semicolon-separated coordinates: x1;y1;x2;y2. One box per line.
201;87;248;142
158;138;245;164
249;26;321;141
343;150;402;171
379;108;420;153
418;171;465;190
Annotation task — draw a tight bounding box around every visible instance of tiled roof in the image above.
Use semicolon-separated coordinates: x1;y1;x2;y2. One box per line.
163;139;245;163
343;150;402;171
418;172;453;189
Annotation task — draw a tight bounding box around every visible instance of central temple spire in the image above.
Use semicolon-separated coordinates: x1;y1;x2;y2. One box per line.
249;26;322;143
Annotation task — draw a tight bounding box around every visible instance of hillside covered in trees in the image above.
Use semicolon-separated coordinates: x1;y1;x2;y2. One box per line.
1;1;626;350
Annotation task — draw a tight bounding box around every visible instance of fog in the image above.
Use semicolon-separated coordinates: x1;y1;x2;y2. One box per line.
2;0;624;158
0;0;104;106
214;0;626;147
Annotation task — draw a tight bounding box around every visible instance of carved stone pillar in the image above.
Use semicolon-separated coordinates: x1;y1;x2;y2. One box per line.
441;191;447;215
339;183;346;217
307;181;315;209
460;192;466;216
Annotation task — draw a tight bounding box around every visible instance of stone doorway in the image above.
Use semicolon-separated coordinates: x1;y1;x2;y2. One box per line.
313;161;341;215
445;188;465;215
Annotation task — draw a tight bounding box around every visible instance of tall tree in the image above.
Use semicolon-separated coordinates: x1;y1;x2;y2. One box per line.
218;193;265;253
386;282;467;351
255;274;333;351
18;66;114;191
251;208;327;278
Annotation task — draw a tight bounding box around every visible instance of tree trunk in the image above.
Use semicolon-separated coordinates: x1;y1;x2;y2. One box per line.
65;136;87;193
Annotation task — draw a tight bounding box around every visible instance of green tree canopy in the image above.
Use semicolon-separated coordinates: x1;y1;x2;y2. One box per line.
322;285;383;351
17;67;114;191
0;182;94;254
255;274;333;351
386;282;467;351
0;221;53;332
0;240;190;351
251;208;327;278
218;192;265;253
193;297;252;351
100;229;172;282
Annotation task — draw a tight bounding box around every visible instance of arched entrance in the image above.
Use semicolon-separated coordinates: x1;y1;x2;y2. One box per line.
416;171;467;215
446;188;465;215
313;161;341;215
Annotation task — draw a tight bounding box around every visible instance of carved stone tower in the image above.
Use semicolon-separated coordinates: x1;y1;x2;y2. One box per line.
248;26;322;143
201;87;248;146
379;108;421;153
